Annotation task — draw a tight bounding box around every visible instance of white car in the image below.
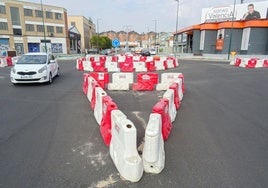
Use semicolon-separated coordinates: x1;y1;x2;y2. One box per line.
10;52;59;84
150;48;157;55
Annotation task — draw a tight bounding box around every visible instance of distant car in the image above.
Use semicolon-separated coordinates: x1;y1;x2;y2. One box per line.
134;47;142;54
150;48;156;55
141;49;151;56
10;52;59;85
87;49;98;54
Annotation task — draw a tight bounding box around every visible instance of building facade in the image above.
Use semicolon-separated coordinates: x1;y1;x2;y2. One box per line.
68;25;81;54
174;1;268;55
0;0;69;55
67;16;96;52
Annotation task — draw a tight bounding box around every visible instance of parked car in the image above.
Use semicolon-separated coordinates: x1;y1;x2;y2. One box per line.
150;48;157;55
87;49;98;54
141;49;151;56
10;52;59;85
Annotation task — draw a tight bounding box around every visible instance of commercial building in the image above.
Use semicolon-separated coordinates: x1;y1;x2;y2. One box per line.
174;1;268;55
67;16;96;52
0;0;69;55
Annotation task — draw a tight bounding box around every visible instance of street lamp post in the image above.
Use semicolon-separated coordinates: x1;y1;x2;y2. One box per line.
174;0;179;57
97;18;101;53
227;0;236;60
153;19;158;53
124;25;131;52
147;26;150;48
40;0;47;53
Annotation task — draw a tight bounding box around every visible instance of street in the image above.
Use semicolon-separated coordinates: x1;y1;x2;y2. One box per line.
0;59;268;188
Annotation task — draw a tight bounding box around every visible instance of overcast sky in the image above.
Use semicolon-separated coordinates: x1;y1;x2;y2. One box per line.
27;0;263;33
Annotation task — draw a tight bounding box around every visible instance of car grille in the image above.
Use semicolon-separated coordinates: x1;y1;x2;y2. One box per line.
17;71;37;75
15;78;41;81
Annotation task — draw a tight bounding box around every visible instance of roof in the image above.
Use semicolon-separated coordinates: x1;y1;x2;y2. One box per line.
175;19;268;35
68;25;80;34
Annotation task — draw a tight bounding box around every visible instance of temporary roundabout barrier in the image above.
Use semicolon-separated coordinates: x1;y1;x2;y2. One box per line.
0;56;17;68
78;54;186;182
77;54;179;72
230;57;268;68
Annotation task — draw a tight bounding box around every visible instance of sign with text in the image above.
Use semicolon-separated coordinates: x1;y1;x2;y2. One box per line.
201;1;268;23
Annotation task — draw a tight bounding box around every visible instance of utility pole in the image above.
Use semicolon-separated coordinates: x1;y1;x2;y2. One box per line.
40;0;47;53
174;0;179;57
96;18;101;53
227;0;236;60
152;19;157;49
123;25;131;52
147;26;150;48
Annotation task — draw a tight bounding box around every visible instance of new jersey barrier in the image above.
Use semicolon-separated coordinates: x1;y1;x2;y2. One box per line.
110;110;143;182
230;57;268;68
76;54;179;72
81;71;186;182
143;113;165;174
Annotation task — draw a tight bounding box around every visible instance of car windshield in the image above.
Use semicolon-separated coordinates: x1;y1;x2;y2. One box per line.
16;55;47;64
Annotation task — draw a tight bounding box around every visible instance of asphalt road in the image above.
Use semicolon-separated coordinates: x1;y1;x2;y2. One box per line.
0;58;267;188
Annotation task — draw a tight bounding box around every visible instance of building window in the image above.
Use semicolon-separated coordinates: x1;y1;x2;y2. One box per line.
56;26;63;33
26;24;35;31
47;26;54;33
46;11;53;19
35;10;43;17
24;8;33;16
13;28;22;36
0;22;8;30
10;7;21;26
55;13;62;20
37;25;44;32
0;5;6;14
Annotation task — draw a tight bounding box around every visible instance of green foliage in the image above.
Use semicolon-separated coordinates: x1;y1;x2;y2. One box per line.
90;35;112;50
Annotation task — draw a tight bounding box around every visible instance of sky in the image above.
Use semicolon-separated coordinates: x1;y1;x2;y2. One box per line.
26;0;264;33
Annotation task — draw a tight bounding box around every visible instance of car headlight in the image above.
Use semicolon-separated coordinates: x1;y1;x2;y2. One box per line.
11;67;16;74
38;66;47;73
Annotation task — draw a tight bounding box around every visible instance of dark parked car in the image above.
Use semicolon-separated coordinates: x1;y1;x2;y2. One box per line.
141;49;151;56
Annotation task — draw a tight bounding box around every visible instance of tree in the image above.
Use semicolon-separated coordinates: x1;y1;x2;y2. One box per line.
90;35;112;50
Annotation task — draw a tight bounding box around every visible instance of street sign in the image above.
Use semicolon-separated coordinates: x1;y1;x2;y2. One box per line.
112;38;120;48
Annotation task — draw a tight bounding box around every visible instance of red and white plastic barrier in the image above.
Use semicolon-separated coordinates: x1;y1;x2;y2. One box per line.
0;57;7;67
152;98;172;141
110;110;143;182
86;77;97;102
88;72;109;89
143;113;165;174
86;77;101;109
163;89;177;122
230;57;268;68
0;56;19;67
105;61;120;72
94;87;107;125
81;70;186;181
156;73;184;91
76;55;179;72
91;61;107;72
108;72;134;90
119;62;134;72
100;96;118;146
133;61;147;72
169;82;181;110
82;73;90;95
83;60;93;71
76;57;85;70
132;73;158;91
